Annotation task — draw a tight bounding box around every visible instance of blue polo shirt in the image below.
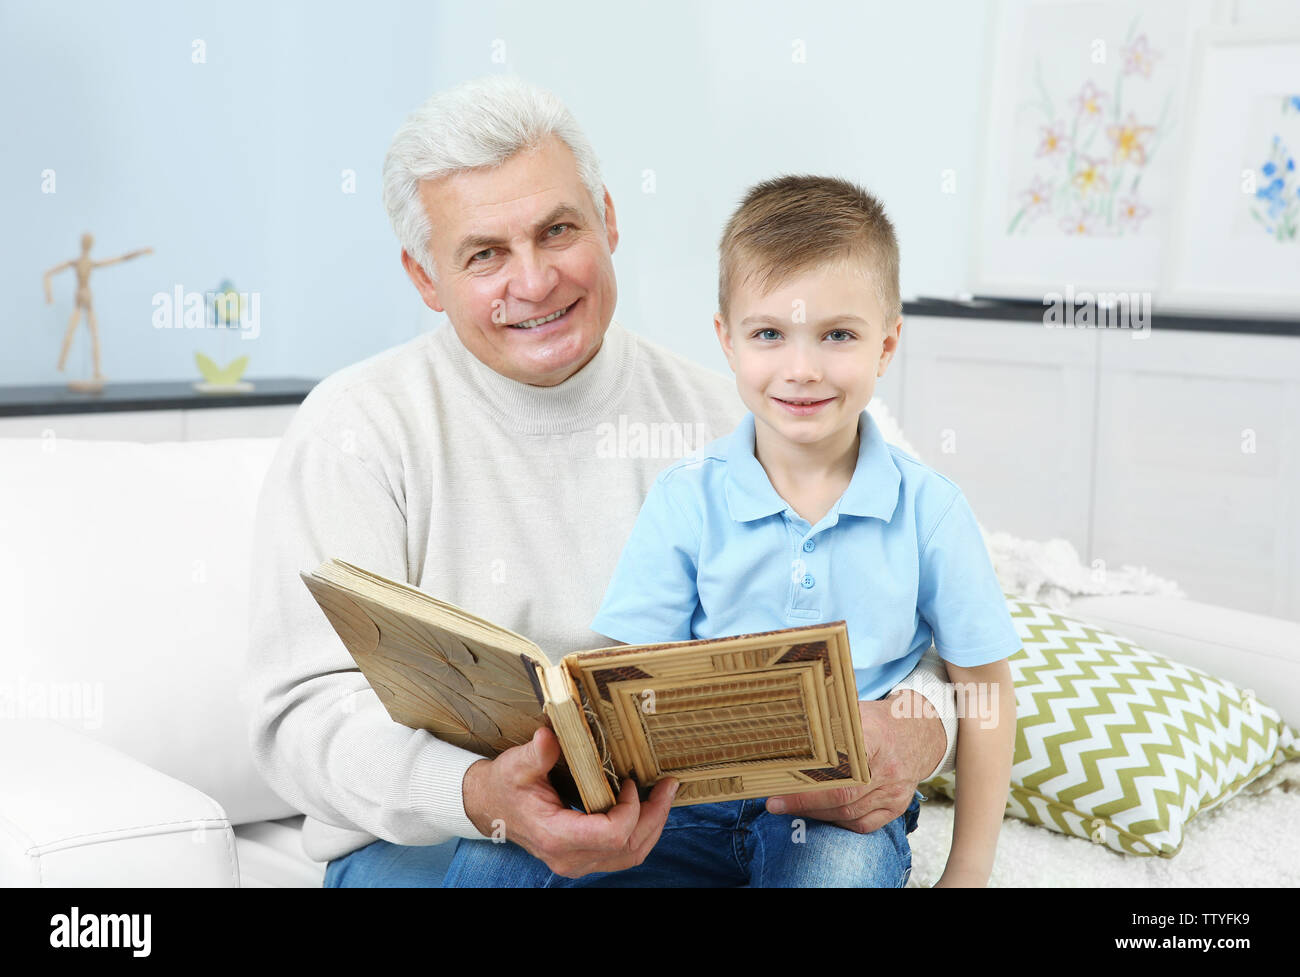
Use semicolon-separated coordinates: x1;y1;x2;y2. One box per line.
590;409;1021;700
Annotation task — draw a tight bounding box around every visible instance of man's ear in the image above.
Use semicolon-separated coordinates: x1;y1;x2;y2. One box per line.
877;315;903;377
401;249;444;313
602;187;619;255
714;313;737;373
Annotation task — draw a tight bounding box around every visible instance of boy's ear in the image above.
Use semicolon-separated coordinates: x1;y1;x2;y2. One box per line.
877;315;903;377
714;313;737;372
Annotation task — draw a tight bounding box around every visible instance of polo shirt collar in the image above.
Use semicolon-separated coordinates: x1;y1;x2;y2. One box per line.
723;410;901;523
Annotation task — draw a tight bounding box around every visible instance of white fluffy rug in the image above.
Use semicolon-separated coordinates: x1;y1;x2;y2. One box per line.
906;779;1300;887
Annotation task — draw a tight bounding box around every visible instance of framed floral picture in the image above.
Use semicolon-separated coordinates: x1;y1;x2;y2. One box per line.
1161;28;1300;314
970;0;1222;299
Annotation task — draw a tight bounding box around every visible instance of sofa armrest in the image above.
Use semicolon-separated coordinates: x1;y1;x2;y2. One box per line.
1065;594;1300;729
0;719;239;887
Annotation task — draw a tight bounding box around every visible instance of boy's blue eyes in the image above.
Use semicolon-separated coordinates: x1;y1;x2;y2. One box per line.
752;328;856;342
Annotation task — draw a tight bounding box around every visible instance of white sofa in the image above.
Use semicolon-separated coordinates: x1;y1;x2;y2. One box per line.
1;435;1297;887
0;436;322;887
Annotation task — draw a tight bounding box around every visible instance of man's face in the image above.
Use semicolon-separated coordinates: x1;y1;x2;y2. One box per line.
714;259;901;452
403;136;619;387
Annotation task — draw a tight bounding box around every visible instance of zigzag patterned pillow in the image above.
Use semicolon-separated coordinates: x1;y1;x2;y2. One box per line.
920;595;1300;857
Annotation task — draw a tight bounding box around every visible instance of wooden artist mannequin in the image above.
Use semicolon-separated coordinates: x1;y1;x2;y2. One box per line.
43;232;153;392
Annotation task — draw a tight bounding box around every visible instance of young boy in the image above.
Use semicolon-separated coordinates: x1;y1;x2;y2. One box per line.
591;175;1019;887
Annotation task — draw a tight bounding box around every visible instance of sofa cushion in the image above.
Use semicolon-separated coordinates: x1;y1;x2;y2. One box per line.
1065;593;1300;729
0;436;297;826
232;817;328;887
0;719;239;887
921;594;1300;857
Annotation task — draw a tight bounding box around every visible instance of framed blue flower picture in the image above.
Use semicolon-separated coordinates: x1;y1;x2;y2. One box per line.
1161;28;1300;314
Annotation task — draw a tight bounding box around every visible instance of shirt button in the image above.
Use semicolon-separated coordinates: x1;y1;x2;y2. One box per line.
801;574;815;589
802;539;815;552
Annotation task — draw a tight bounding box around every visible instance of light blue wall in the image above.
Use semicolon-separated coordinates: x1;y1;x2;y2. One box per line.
1;0;440;386
4;0;1024;386
423;0;990;376
3;0;1001;387
10;0;1300;388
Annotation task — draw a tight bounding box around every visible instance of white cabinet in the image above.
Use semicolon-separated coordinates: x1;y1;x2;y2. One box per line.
0;405;300;441
181;404;300;440
0;409;186;441
1092;328;1300;620
899;315;1300;623
898;316;1097;556
0;380;310;442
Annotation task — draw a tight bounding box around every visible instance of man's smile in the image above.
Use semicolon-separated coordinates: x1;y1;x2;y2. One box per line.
506;299;578;329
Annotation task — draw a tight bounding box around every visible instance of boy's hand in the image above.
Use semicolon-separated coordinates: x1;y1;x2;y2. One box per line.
764;690;943;833
933;867;988;888
461;726;679;879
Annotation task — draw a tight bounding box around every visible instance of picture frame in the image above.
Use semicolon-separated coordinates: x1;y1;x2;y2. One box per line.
1160;27;1300;314
969;0;1223;300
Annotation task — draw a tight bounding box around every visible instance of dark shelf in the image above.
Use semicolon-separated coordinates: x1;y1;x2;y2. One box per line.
0;377;319;417
904;297;1300;337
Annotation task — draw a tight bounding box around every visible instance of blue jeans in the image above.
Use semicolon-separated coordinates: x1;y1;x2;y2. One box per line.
324;791;922;888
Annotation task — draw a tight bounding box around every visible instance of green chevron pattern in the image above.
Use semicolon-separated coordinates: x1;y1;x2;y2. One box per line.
920;596;1299;858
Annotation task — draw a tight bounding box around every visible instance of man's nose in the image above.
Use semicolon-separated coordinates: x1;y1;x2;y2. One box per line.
508;245;559;304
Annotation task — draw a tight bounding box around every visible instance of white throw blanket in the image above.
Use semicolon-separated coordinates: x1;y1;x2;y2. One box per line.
867;399;1184;608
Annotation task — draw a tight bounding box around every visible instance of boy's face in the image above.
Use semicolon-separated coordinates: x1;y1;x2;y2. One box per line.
714;260;901;452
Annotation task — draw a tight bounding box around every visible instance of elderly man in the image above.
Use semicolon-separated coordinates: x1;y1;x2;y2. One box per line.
244;74;958;888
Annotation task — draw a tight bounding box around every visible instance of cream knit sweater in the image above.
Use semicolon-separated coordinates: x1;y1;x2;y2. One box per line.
242;320;958;863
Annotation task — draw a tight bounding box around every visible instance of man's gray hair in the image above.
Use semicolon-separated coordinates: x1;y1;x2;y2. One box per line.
382;75;607;282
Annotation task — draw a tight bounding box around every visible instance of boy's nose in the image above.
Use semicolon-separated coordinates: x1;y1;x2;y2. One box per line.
785;349;823;383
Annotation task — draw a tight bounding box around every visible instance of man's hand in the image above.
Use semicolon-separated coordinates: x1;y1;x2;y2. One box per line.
764;689;945;833
461;725;679;879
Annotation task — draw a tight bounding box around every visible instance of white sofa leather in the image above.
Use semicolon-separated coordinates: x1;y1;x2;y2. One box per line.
0;435;321;887
0;719;238;886
1;434;1296;887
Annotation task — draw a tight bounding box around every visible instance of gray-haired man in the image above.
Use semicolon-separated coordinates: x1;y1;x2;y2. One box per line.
244;75;958;887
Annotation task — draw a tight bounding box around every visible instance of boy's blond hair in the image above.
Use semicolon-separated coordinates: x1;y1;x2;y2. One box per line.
717;175;900;328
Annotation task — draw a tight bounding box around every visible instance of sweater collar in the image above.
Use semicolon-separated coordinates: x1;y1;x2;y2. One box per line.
432;318;635;433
